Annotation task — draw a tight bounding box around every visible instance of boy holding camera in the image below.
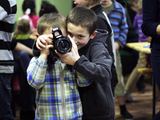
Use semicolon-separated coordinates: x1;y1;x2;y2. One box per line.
35;7;114;120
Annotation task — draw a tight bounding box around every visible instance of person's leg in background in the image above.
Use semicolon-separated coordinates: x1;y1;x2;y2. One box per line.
14;51;35;120
11;60;21;118
125;53;147;100
0;75;14;120
115;50;133;119
151;48;160;120
136;75;146;93
19;74;35;120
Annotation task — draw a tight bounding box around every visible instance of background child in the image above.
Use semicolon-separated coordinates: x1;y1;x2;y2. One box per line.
39;0;58;17
12;18;35;120
21;0;39;30
0;0;17;119
101;0;132;119
125;0;150;100
27;13;83;120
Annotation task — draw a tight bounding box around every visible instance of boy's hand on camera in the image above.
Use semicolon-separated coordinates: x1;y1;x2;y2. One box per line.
36;34;53;50
41;44;53;55
37;34;53;59
56;35;80;65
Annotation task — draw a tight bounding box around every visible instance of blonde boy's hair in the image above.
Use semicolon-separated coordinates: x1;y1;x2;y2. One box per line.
37;13;66;35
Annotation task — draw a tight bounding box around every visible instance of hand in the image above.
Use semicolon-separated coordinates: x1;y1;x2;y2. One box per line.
146;36;152;42
36;34;53;59
40;43;53;58
56;35;80;65
114;42;120;50
36;34;53;50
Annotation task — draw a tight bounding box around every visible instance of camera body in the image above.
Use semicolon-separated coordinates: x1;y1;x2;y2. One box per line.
52;27;72;54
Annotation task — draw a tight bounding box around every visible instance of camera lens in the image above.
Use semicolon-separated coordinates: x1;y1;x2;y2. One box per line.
52;27;72;54
55;37;72;54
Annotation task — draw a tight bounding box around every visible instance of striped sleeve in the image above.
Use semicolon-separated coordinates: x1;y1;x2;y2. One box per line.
0;0;10;20
0;0;17;32
0;0;17;74
118;7;128;45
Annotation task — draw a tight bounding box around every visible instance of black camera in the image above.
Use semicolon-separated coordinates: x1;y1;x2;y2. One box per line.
52;27;72;54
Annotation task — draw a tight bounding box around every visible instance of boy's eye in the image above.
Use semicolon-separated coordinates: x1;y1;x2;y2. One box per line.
77;35;84;39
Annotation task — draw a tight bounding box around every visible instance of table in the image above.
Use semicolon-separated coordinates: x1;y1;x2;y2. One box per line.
126;42;156;119
126;42;151;54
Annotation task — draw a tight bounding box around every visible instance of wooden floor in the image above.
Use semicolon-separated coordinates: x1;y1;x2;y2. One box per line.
115;83;160;120
14;83;159;120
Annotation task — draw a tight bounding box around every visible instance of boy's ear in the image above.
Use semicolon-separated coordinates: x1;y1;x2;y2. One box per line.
90;31;96;39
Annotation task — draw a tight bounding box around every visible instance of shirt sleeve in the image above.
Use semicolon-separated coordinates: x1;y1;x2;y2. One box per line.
0;0;10;20
27;56;48;89
76;72;92;87
118;7;128;46
74;43;112;84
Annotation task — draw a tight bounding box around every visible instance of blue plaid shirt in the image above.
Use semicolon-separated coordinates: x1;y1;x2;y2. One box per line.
27;56;88;120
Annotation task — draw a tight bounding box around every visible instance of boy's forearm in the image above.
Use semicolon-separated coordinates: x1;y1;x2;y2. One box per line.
39;53;48;60
74;55;112;81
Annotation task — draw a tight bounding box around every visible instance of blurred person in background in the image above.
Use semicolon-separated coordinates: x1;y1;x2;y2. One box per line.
12;18;35;120
21;0;39;30
125;0;150;101
39;0;58;17
0;0;17;119
142;0;160;119
116;0;139;78
101;0;133;119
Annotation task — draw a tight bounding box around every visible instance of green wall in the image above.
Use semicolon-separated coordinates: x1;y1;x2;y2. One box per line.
46;0;72;16
16;0;72;20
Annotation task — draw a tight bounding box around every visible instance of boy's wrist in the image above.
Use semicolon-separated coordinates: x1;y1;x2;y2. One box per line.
40;53;48;60
72;56;80;65
68;56;80;66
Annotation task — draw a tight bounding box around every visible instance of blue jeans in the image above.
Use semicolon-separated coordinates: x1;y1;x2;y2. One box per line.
0;74;14;120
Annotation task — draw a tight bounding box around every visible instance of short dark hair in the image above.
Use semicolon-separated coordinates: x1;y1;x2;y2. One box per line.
22;0;36;15
88;0;101;5
66;6;97;35
39;1;58;17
